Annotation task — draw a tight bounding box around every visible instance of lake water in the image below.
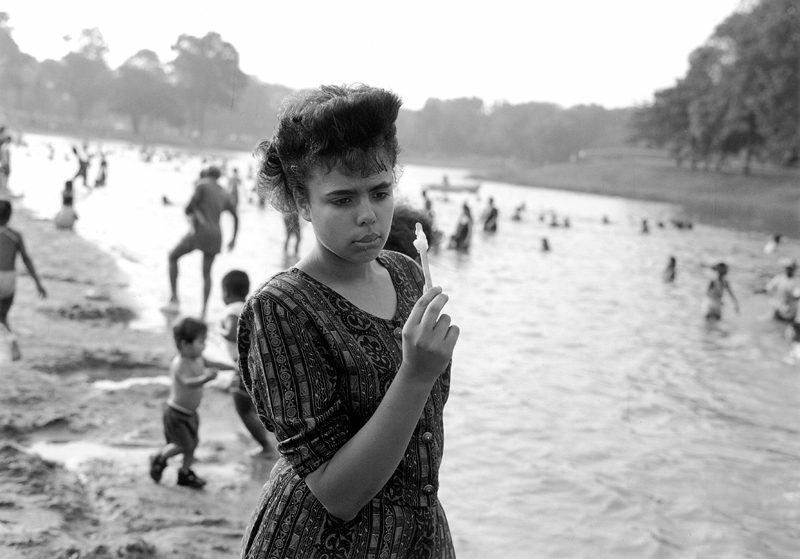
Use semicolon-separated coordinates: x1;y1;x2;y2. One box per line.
10;134;800;558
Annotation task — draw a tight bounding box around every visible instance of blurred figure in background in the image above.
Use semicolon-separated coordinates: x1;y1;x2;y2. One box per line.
449;202;473;251
384;201;437;262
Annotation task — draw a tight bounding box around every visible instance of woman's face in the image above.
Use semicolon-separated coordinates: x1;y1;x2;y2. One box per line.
299;163;395;266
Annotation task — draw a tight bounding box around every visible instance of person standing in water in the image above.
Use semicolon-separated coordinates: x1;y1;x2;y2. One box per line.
227;168;241;207
450;202;473;251
94;154;108;187
764;258;800;322
482;197;498;232
166;166;238;318
238;84;459;558
0;131;11;195
703;262;739;320
663;255;677;283
71;144;91;188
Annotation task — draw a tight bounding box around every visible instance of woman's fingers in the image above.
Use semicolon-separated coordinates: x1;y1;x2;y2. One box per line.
407;286;443;325
420;293;449;331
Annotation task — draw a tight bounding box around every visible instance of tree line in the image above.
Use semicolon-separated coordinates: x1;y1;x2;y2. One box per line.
0;12;632;163
632;0;800;174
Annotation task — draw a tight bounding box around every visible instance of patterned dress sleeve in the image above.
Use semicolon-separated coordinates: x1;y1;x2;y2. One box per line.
238;287;354;478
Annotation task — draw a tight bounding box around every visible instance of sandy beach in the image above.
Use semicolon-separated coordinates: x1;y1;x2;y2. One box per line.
0;207;275;558
3;138;800;558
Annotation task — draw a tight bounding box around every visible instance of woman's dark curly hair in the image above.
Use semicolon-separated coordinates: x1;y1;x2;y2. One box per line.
253;84;403;213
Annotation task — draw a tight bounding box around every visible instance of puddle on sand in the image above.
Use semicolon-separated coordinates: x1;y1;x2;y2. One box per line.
28;440;276;485
91;371;235;391
28;440;152;471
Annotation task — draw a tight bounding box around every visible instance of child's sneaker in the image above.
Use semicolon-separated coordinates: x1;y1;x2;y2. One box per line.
177;468;206;489
149;454;167;483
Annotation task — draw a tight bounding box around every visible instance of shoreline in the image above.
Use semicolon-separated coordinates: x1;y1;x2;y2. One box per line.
0;206;273;558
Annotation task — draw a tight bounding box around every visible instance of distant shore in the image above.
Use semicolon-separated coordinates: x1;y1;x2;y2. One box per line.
405;152;800;238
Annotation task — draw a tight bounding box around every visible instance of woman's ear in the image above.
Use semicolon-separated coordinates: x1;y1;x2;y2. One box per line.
297;199;312;222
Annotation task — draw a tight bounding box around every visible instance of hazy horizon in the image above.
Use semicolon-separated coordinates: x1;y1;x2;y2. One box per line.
2;0;745;111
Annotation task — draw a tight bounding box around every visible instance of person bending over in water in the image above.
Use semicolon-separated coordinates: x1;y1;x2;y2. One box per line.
238;84;459;558
764;258;800;322
703;262;739;320
166;166;238;318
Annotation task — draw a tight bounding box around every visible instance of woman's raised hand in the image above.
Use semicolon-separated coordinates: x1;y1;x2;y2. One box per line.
401;286;460;385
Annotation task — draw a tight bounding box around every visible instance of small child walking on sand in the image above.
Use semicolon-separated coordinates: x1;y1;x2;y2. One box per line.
149;316;236;488
0;197;47;361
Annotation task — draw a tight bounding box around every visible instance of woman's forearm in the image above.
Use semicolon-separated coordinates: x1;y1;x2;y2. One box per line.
304;365;434;521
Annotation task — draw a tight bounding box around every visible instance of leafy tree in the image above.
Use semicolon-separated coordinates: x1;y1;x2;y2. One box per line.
0;12;30;109
112;49;183;135
60;28;113;123
169;32;247;138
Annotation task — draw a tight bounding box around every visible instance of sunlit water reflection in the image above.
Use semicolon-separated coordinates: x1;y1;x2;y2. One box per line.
10;134;800;558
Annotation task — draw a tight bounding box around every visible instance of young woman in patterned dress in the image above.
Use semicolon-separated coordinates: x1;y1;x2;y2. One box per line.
237;84;460;558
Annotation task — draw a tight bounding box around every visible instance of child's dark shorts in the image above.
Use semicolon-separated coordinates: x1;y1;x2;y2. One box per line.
163;404;199;451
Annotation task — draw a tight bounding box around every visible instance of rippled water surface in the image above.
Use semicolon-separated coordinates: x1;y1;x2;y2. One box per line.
12;135;800;558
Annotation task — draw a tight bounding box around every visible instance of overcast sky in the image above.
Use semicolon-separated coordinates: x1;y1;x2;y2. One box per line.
4;0;746;110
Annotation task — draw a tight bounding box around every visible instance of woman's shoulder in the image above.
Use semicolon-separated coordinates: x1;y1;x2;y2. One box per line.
245;269;322;315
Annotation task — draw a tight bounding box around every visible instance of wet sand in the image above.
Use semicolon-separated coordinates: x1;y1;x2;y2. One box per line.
0;208;274;558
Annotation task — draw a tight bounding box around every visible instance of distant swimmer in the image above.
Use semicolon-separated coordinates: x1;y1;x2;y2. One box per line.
703;262;739;320
663;255;676;283
764;258;800;322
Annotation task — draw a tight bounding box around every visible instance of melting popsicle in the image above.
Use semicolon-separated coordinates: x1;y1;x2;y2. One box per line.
413;222;433;291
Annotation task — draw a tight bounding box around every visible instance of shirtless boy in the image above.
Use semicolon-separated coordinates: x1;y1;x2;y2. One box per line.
149;316;236;488
0;198;47;360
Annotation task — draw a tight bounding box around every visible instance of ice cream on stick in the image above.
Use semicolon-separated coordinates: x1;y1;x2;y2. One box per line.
413;222;433;291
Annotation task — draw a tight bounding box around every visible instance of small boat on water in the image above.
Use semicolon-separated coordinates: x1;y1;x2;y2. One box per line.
423;181;481;194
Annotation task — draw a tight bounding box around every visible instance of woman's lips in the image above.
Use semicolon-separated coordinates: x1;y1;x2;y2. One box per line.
354;234;382;249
